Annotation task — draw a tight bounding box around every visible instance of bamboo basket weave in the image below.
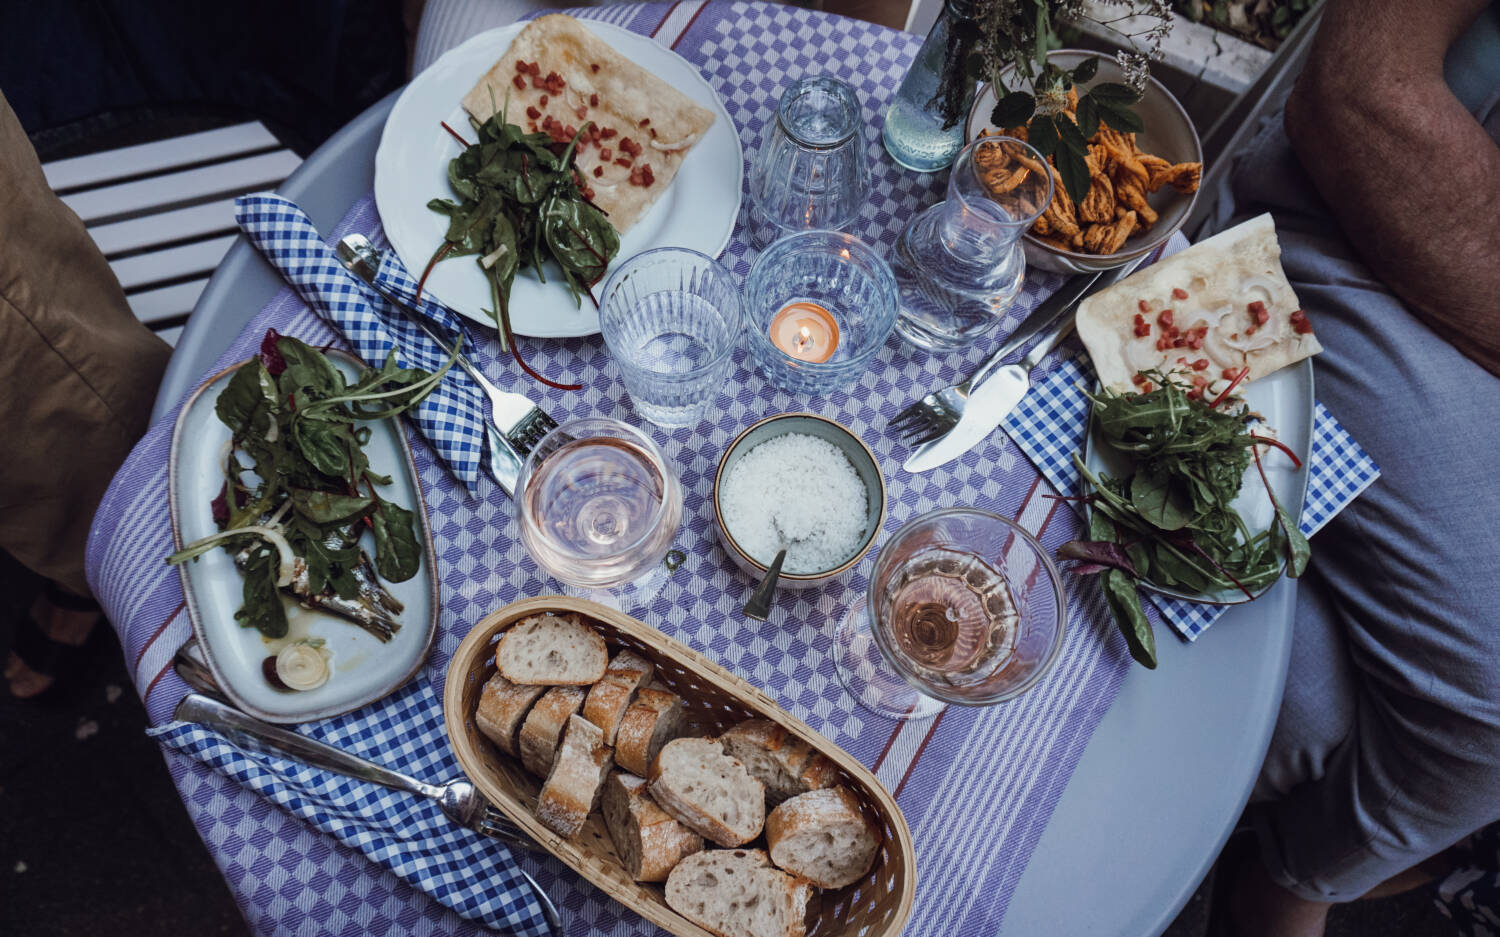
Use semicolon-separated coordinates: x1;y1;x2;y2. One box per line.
443;596;916;937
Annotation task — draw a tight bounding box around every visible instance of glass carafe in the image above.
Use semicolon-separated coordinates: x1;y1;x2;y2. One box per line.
881;0;981;173
889;136;1052;352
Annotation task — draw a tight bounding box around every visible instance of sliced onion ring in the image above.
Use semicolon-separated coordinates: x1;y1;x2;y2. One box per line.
649;133;699;152
276;643;330;692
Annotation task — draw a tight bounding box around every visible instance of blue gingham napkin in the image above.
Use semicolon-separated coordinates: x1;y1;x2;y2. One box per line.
235;193;492;495
148;682;551;937
1001;353;1381;640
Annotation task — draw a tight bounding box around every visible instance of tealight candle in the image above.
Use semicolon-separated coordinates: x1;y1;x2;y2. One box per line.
769;302;840;363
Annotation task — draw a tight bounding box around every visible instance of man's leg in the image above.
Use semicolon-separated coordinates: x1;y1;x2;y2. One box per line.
1215;110;1500;905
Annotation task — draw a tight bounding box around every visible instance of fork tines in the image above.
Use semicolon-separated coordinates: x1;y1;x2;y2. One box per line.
889;403;952;447
509;410;559;454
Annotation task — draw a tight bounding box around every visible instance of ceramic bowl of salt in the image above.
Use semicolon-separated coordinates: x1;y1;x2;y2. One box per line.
713;413;886;591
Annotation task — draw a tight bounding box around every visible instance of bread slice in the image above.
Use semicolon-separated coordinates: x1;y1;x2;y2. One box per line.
615;686;686;776
765;786;881;888
720;719;839;803
536;715;614;838
583;649;655;745
649;738;765;847
519;685;588;776
665;849;813;937
602;771;704;881
496;613;607;685
475;673;547;757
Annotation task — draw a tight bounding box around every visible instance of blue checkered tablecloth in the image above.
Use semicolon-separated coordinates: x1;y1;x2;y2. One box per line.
85;4;1377;936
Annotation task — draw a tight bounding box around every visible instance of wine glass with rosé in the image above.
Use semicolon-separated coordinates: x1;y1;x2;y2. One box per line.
833;507;1068;720
516;417;683;609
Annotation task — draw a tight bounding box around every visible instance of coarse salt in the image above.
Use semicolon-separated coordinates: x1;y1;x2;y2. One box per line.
720;432;868;574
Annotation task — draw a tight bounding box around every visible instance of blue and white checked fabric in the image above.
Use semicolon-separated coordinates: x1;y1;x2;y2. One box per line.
1001;354;1381;640
85;5;1381;937
235;194;493;494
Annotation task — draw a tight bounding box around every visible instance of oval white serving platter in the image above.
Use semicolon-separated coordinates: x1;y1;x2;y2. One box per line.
168;353;439;723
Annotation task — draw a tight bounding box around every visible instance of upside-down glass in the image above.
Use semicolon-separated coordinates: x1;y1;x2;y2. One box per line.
743;230;898;397
833;507;1067;720
747;76;870;248
599;248;742;428
889;136;1053;352
516;417;684;609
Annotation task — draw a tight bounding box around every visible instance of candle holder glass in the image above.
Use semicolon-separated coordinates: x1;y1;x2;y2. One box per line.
744;230;898;397
889;136;1053;352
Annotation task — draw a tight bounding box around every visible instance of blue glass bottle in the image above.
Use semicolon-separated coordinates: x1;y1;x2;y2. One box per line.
882;0;981;173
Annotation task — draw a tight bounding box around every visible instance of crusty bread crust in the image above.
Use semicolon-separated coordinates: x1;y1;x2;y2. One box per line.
583;649;655;745
664;848;813;937
615;686;685;776
602;771;703;881
536;715;614;838
520;685;588;776
720;718;839;803
475;674;547;757
496;613;608;685
648;738;765;848
765;786;880;888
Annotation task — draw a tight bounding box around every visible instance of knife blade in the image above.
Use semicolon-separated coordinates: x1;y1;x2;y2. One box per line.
903;258;1144;473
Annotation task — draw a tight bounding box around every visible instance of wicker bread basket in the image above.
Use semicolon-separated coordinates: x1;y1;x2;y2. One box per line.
443;596;916;937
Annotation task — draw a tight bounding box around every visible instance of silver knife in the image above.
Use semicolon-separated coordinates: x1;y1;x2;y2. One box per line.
904;259;1143;473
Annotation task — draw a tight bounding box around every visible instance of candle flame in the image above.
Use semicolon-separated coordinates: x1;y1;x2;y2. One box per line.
795;325;813;353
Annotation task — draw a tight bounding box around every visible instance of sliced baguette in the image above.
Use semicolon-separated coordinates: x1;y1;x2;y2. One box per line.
536;715;614;838
720;719;839;803
519;685;588;777
765;786;881;888
582;649;655;745
615;686;686;776
475;674;547;757
602;771;704;881
665;848;813;937
649;737;765;847
496;613;608;685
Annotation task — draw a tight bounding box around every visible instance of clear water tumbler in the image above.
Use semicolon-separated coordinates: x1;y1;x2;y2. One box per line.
747;76;870;248
599;248;742;428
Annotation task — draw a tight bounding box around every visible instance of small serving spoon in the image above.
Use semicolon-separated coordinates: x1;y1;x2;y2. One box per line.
741;515;811;621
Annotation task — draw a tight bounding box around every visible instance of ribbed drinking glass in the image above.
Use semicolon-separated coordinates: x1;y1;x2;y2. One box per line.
747;76;870;248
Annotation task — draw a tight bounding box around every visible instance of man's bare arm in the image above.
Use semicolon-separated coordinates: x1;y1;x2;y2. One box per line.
1285;0;1500;376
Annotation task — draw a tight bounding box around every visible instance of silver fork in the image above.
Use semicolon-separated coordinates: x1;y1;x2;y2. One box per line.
173;693;563;936
335;234;558;496
889;259;1140;446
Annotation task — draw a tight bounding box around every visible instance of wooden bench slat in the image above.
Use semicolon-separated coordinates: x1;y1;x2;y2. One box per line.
89;198;240;257
43;122;281;192
126;278;211;326
62;150;302;225
112;236;236;291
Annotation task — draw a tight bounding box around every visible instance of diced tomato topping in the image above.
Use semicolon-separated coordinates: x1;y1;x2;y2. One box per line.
650;128;657;138
1290;309;1314;334
1192;358;1209;371
639;118;650;127
1172;287;1189;300
1140;381;1155;393
576;105;588;119
628;163;655;187
615;157;633;168
589;93;599;107
1246;324;1258;335
580;183;594;200
527;61;541;76
600;127;618;139
1222;367;1239;380
1138;299;1151;313
515;61;528;74
600;147;612;161
1158;308;1174;329
540;94;549;106
1174;337;1188;348
512;74;527;90
526;106;541;120
1133;313;1150;337
591;63;600;73
619;137;643;157
593;165;603;177
1156;336;1172;351
1131;373;1148;386
1248;300;1270;326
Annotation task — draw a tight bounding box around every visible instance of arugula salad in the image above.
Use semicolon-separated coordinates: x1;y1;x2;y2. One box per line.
168;331;456;663
1061;370;1310;669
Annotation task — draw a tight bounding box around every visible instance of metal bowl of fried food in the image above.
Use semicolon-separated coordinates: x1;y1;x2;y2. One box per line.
966;49;1204;274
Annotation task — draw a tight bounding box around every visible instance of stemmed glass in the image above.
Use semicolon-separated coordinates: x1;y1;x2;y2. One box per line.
516;417;683;609
833;507;1068;720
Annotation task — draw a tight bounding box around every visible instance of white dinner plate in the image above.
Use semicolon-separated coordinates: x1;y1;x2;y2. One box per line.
1084;358;1314;606
374;20;743;338
168;354;439;724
